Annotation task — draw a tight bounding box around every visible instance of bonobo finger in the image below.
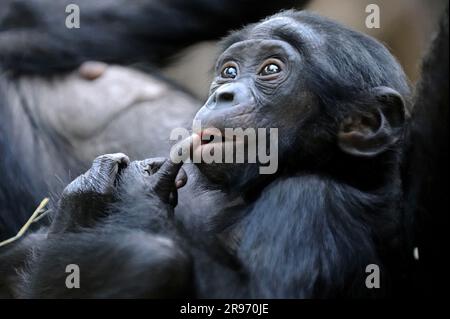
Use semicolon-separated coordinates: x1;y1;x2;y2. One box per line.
141;158;186;188
154;159;183;184
63;153;129;196
152;159;183;201
93;153;130;165
90;153;130;188
92;153;130;173
141;157;166;175
175;168;187;189
168;190;178;207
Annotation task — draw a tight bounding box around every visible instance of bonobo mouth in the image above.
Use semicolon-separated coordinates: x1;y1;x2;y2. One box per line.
170;127;252;165
188;128;240;165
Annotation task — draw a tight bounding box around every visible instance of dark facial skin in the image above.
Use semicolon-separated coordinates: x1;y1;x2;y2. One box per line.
193;38;319;189
198;39;308;128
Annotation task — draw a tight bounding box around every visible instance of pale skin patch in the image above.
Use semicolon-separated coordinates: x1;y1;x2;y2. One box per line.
78;61;108;80
13;65;170;141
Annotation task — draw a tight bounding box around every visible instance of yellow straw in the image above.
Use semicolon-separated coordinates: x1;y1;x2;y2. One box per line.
0;197;49;248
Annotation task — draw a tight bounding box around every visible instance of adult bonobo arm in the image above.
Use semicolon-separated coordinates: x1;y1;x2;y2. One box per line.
403;6;449;295
0;0;306;75
20;154;191;298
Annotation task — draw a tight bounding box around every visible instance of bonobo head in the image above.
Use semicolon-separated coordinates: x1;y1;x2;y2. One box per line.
191;10;410;191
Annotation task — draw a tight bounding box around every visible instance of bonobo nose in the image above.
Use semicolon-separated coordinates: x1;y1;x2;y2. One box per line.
216;90;234;103
206;83;253;109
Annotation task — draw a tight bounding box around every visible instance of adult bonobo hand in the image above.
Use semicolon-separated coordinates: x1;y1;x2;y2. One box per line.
20;154;190;298
50;153;187;234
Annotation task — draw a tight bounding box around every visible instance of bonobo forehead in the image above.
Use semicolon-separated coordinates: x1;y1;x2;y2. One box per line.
220;13;325;55
217;39;300;67
250;16;323;47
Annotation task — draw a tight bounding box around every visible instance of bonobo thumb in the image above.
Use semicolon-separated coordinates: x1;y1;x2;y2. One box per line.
153;159;183;201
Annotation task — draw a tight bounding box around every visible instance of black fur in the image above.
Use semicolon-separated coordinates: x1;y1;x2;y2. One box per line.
2;10;419;298
403;5;449;296
0;5;448;299
0;0;303;75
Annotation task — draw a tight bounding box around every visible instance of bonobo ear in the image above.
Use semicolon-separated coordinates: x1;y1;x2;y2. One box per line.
338;86;406;157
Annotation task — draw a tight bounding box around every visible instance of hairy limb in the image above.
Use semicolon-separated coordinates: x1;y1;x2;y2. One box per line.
49;153;130;234
105;157;187;232
20;230;191;298
0;231;46;298
50;153;187;234
17;154;191;298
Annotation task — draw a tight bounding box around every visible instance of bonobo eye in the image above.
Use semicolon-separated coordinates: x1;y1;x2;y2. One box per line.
220;62;238;79
258;59;283;78
261;64;280;75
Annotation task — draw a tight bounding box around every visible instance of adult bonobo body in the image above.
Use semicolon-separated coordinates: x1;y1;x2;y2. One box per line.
0;11;411;298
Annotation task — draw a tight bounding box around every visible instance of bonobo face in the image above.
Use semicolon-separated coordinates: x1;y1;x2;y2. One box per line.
190;12;408;190
196;39;314;130
192;35;318;188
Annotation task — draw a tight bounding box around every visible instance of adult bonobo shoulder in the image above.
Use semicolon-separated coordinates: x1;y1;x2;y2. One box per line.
1;10;415;298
